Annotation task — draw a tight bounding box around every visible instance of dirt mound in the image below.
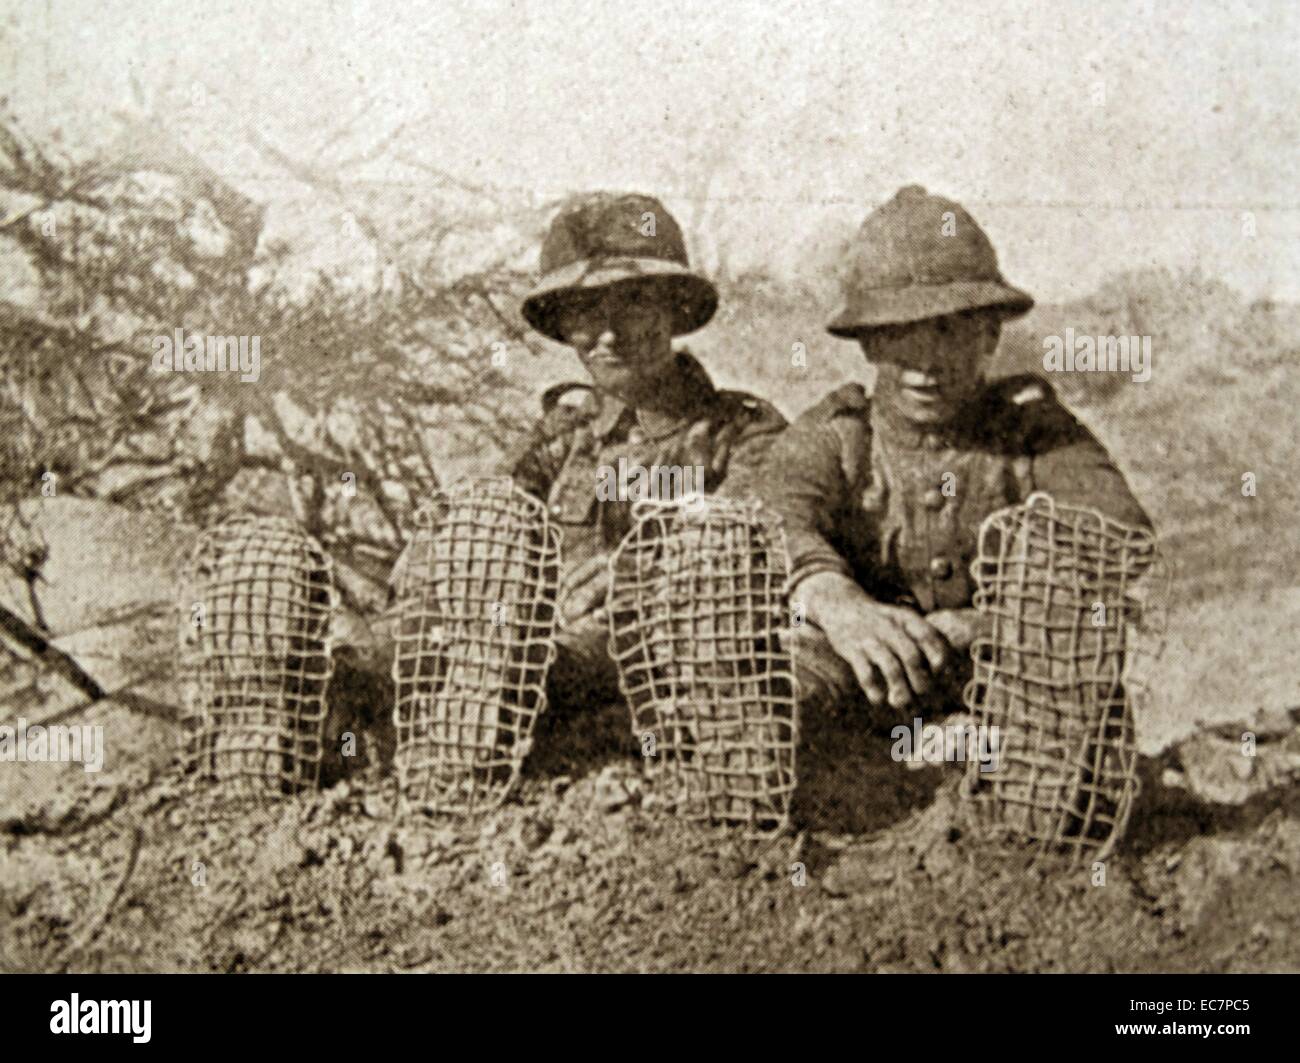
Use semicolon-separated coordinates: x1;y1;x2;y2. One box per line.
3;696;1297;973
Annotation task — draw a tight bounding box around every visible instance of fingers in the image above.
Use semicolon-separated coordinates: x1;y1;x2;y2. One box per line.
866;619;948;710
924;608;983;653
564;569;606;607
563;583;606;623
837;628;924;712
560;554;607;597
861;638;913;710
560;555;611;621
889;635;932;703
822;598;961;714
903;613;950;672
845;651;888;707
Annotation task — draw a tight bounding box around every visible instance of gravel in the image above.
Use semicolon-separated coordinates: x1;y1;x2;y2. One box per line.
2;699;1298;973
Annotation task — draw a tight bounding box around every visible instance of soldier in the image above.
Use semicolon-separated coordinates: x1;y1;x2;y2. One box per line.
744;185;1150;722
502;191;786;708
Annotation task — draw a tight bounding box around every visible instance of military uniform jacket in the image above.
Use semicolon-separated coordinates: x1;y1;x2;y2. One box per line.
756;374;1150;613
501;351;787;572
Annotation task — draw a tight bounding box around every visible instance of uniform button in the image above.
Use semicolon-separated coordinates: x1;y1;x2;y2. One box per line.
549;503;564;517
929;557;953;579
627;429;645;444
924;434;944;452
922;488;945;510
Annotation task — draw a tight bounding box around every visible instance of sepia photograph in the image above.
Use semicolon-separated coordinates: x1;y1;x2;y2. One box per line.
0;0;1296;1020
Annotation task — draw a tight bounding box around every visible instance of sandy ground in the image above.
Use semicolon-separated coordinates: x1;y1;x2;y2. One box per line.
2;687;1298;974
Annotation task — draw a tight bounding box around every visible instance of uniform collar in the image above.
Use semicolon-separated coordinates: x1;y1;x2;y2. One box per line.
870;394;977;451
587;349;718;441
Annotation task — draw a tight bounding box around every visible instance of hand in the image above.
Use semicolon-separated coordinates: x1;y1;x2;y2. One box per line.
332;607;395;673
559;554;610;624
798;572;950;711
925;608;988;654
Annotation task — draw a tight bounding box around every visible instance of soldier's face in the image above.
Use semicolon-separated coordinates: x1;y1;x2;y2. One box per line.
860;312;1001;425
557;285;676;397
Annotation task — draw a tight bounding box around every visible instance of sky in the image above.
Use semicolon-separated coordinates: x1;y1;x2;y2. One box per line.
3;0;1297;301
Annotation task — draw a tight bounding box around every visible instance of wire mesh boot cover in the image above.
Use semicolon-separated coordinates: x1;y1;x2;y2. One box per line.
961;492;1158;864
179;516;337;808
609;496;798;836
391;477;561;815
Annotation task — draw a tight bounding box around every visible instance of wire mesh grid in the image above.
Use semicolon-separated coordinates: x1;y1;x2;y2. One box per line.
178;516;337;814
960;492;1159;865
608;495;798;837
391;477;561;816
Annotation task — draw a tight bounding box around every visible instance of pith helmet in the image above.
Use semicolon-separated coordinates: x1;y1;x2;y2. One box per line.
827;185;1033;337
521;192;718;343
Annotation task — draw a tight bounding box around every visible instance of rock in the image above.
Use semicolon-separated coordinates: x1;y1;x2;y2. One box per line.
921;840;959;877
1172;713;1300;805
395;827;435;862
593;765;642;813
1171;838;1249;927
518;816;553;851
266;836;306;874
362;832;399;874
822;846;896;896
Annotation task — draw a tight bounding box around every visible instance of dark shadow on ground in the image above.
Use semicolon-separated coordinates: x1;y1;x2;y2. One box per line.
524;695;635;780
1123;759;1300;857
523;646;637;779
794;702;949;835
324;649;396;785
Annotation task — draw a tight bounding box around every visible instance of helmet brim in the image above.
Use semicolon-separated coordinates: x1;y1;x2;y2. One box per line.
521;259;718;343
826;280;1034;337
